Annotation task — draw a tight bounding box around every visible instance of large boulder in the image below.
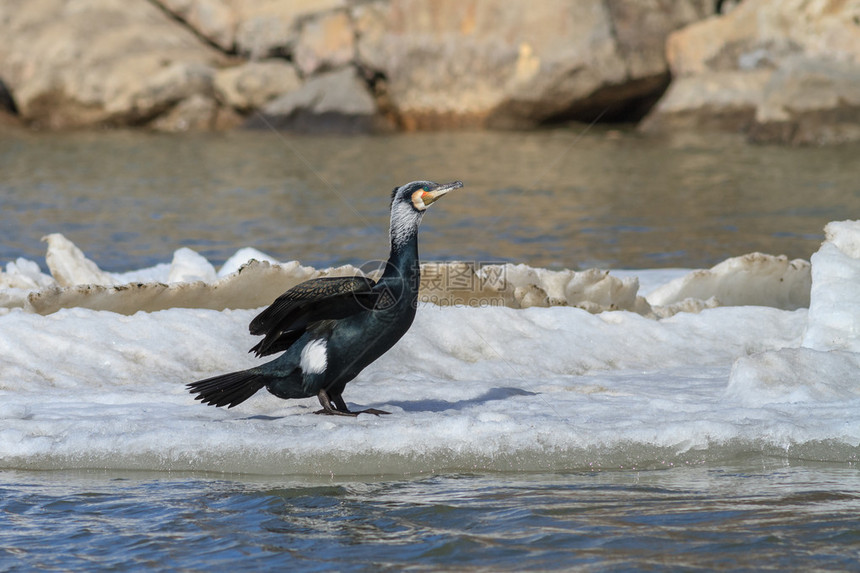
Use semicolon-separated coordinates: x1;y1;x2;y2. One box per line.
0;0;226;129
155;0;353;59
156;0;347;58
249;66;378;133
0;0;717;132
642;0;860;144
155;0;237;52
749;56;860;145
230;0;345;59
354;0;711;129
293;9;356;76
214;59;301;110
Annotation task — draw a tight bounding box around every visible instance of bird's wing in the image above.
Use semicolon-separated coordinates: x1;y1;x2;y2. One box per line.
248;276;379;357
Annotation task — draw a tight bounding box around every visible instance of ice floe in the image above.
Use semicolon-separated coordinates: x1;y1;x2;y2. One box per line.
0;221;857;475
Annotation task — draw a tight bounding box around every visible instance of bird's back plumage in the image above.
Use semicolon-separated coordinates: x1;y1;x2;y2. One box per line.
248;276;380;357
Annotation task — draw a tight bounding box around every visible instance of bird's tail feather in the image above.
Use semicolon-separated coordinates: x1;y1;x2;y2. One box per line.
187;370;266;408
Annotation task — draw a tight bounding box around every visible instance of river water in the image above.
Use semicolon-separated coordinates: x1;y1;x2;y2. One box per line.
2;464;860;571
1;126;860;570
2;127;857;271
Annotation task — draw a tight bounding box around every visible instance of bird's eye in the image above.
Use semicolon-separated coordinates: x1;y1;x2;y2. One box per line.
422;186;429;192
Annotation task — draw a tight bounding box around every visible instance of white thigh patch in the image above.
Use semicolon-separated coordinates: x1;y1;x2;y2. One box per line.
300;339;328;374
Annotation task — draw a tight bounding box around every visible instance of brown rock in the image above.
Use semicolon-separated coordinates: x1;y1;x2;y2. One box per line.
294;10;355;76
644;0;860;144
230;0;345;59
0;111;22;130
250;66;377;132
667;0;860;74
154;0;237;51
214;59;301;110
0;78;17;115
609;0;715;79
0;0;225;129
212;104;246;129
750;56;860;145
149;93;219;131
354;0;710;129
641;70;771;133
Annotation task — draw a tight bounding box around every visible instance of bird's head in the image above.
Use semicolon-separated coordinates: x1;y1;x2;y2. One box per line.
388;180;462;250
390;180;464;212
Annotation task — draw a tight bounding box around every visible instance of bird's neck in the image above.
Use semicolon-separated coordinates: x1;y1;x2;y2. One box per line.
383;230;420;292
384;204;422;287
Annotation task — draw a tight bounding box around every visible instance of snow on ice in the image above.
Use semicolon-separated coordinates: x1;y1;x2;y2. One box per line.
0;221;857;475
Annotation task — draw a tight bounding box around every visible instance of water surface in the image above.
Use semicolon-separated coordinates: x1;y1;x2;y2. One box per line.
2;464;859;571
2;127;857;271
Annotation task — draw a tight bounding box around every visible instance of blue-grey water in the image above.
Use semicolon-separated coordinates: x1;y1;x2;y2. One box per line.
2;127;858;272
3;465;860;571
2;126;860;570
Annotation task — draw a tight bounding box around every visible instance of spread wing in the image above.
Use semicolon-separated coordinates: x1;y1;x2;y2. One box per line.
248;276;379;358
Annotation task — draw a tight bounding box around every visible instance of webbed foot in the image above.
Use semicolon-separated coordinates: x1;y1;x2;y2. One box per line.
314;390;390;416
312;408;390;416
353;408;391;416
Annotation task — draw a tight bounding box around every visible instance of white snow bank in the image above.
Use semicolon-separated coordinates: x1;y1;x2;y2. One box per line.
43;233;118;287
218;247;280;277
490;264;649;314
803;220;860;353
727;348;860;406
727;220;860;406
0;302;812;475
1;235;656;315
646;252;811;310
27;259;321;315
0;235;816;318
0;258;54;290
0;221;858;475
167;248;217;284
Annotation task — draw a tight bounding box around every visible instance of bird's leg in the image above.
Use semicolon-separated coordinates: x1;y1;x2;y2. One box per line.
332;394;390;416
330;394;351;413
314;389;357;416
313;389;390;416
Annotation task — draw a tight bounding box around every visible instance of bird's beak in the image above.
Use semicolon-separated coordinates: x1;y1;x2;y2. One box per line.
422;180;463;207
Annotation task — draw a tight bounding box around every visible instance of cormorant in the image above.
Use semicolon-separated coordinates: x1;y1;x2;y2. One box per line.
187;180;463;416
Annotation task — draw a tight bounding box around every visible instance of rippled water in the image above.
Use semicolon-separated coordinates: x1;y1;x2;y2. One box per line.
1;127;858;271
3;464;860;571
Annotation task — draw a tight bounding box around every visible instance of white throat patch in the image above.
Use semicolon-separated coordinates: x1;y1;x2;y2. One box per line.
300;338;328;375
390;200;423;248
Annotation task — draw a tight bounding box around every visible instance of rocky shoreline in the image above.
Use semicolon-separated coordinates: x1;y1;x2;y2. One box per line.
0;0;858;144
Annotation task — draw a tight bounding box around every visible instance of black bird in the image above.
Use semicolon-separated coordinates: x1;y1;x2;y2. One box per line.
187;180;462;416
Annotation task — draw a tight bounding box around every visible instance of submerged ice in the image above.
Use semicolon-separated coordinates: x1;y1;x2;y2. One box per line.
0;221;858;475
